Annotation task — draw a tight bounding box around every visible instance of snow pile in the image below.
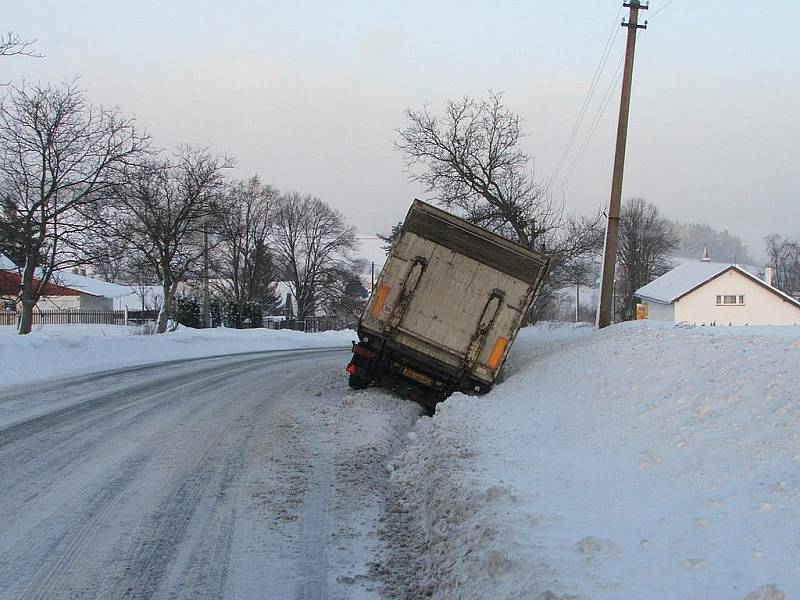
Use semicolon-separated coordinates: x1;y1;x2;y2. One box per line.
388;322;800;599
0;325;354;388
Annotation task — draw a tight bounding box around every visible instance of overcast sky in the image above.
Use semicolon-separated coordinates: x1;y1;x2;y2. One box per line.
6;0;799;262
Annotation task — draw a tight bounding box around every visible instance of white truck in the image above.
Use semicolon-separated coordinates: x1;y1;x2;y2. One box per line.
346;200;549;406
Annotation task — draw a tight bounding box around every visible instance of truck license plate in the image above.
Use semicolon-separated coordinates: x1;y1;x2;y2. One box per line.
401;367;435;387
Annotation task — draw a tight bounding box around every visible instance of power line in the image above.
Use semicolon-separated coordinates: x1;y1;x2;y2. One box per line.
545;5;625;196
555;54;625;195
650;0;676;19
557;55;624;193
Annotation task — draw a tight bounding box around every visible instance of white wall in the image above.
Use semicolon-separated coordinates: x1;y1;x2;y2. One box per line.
38;295;81;310
37;294;113;311
79;295;113;310
675;270;800;326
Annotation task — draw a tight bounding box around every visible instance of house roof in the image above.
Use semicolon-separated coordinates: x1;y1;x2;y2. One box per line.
0;271;82;297
636;261;733;304
44;270;135;299
0;253;17;271
636;261;800;309
1;264;133;299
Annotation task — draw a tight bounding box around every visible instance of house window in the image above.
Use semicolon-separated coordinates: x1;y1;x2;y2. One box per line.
716;295;745;305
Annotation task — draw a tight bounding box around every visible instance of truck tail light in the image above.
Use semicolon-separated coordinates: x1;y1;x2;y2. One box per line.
346;363;358;375
487;336;508;369
368;284;391;318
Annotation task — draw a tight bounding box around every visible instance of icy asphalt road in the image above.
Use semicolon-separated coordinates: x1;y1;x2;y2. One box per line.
0;348;421;600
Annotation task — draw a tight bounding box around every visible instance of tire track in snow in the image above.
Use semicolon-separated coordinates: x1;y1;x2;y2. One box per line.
111;355;308;599
0;348;422;600
0;357;276;527
0;352;340;600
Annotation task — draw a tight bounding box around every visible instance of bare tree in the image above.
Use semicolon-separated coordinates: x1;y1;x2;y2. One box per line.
0;80;148;333
764;234;800;297
101;147;232;333
214;176;280;320
271;192;358;320
616;198;678;321
559;257;600;322
397;92;565;249
0;32;42;58
397;92;605;323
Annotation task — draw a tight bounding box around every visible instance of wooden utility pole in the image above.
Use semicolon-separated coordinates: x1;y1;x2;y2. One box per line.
596;0;647;329
202;227;210;327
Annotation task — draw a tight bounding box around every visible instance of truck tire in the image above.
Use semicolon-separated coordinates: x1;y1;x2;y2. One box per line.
348;374;370;390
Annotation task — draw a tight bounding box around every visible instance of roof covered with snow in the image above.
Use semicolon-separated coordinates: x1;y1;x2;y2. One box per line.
636;261;734;303
0;253;17;271
46;271;135;299
636;260;800;308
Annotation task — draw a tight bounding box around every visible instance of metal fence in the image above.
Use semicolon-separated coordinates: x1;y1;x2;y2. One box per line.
0;310;350;332
264;317;349;333
0;309;159;327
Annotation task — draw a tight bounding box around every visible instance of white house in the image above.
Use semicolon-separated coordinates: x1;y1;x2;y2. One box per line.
39;270;135;311
636;260;800;326
113;285;164;311
272;282;327;318
2;257;163;313
1;260;116;311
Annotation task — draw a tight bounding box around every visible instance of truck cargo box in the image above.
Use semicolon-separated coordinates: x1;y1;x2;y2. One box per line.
346;200;549;404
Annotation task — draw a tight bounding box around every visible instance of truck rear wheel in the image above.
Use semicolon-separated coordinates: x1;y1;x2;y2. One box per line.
348;374;371;390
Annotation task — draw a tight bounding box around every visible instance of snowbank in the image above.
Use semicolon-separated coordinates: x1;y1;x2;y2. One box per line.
0;325;354;388
388;322;800;599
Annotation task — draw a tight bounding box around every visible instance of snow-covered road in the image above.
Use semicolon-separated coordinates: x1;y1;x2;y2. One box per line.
0;348;421;600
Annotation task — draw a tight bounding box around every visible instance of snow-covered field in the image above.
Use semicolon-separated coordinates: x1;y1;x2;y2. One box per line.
385;322;800;599
5;320;799;598
0;324;353;388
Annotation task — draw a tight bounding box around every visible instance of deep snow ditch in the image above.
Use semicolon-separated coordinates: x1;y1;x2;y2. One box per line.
379;322;800;600
0;324;353;388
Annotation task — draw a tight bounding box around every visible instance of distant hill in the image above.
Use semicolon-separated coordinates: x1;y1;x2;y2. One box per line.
668;221;753;264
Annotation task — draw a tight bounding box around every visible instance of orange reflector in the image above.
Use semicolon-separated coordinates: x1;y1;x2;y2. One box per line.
368;284;391;318
487;336;508;369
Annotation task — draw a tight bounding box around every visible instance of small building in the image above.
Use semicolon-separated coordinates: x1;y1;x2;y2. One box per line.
636;260;800;326
0;256;135;312
114;285;164;311
0;271;83;310
45;270;135;311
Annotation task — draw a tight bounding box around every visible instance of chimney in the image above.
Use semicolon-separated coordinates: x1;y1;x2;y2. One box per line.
764;267;773;287
700;246;710;262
